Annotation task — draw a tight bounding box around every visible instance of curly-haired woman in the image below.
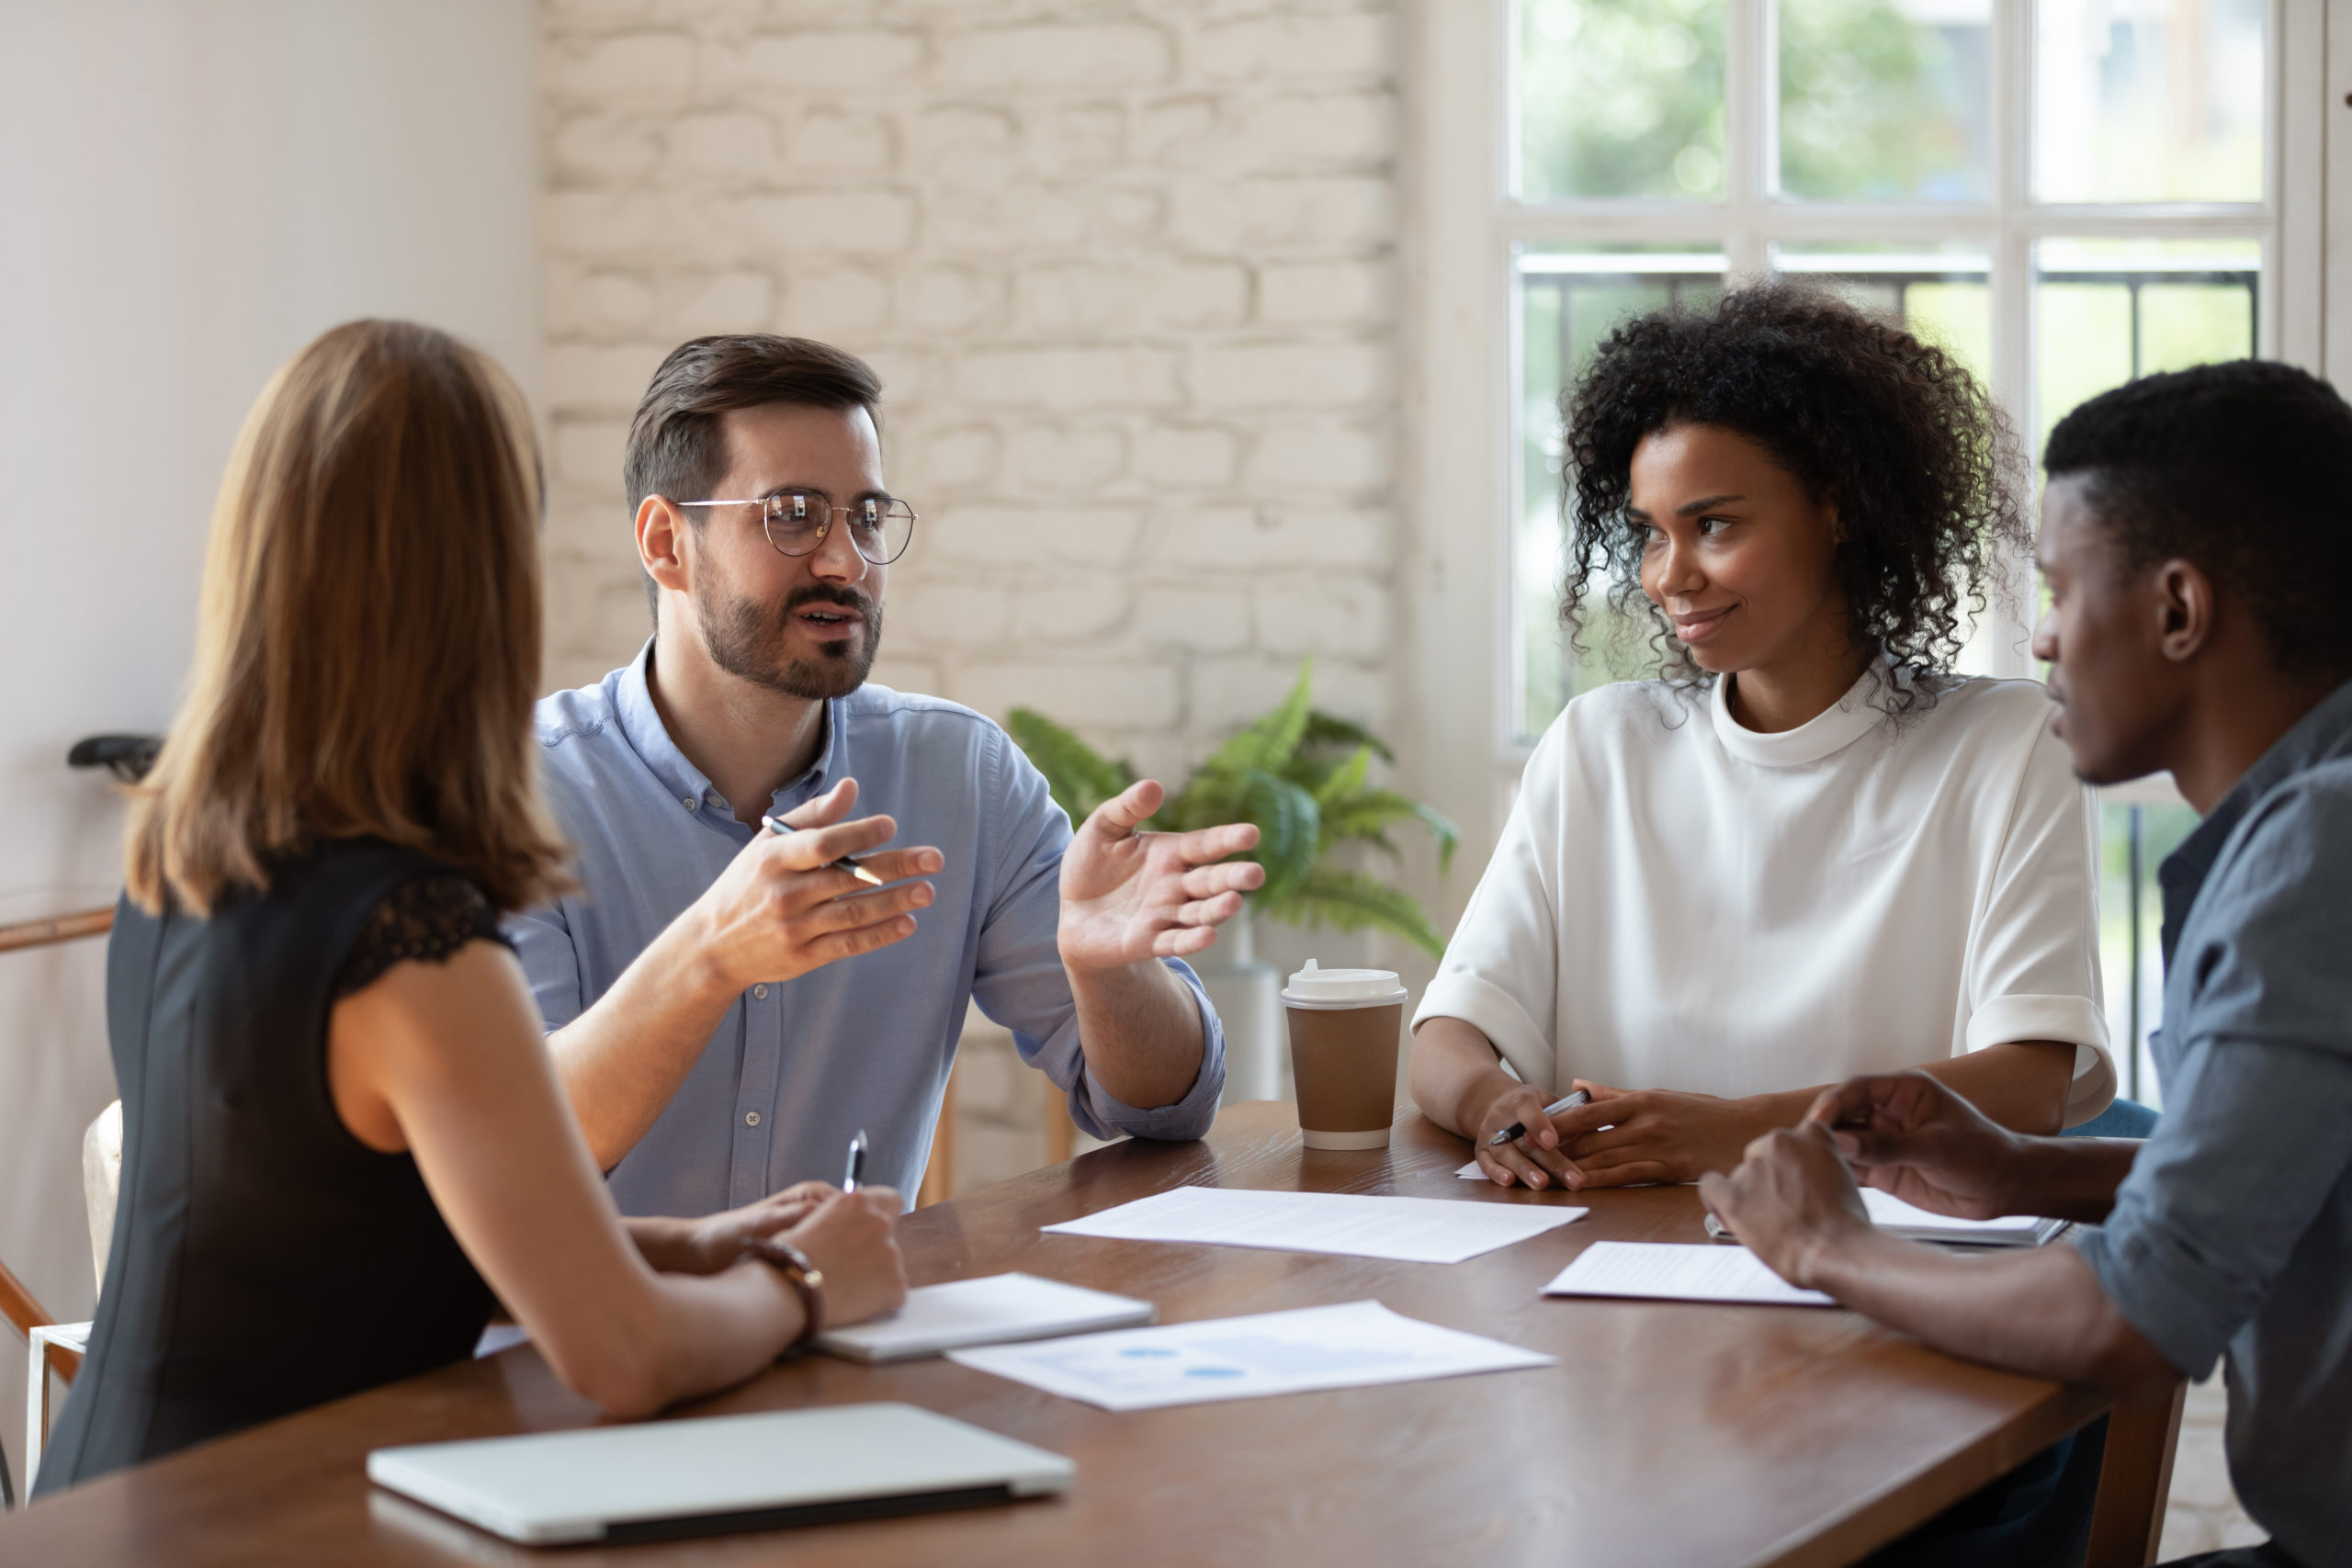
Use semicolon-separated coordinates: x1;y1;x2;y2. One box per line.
1412;280;2117;1192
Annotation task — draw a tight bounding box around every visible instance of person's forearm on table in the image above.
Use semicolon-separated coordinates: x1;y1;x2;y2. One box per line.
1066;957;1208;1110
1799;1229;2177;1398
1729;1042;2075;1138
1409;1017;1521;1137
548;911;743;1171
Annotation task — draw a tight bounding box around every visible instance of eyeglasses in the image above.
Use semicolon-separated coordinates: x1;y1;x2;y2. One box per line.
674;489;917;566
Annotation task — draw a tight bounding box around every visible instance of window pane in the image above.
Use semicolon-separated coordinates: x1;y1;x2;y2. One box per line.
1518;0;1728;201
2033;0;2265;204
2098;797;2199;1109
2034;238;2259;454
1515;250;1725;739
1772;245;1992;381
1778;0;1991;202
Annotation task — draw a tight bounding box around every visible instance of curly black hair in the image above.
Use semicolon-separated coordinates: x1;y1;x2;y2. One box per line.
1559;279;2029;714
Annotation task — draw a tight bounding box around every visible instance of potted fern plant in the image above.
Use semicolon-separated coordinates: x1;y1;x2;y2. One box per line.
1006;662;1457;1101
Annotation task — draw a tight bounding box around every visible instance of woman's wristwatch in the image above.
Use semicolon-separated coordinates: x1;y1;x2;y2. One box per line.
741;1236;826;1354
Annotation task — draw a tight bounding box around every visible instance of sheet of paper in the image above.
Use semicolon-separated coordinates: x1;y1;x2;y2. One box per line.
1542;1242;1837;1307
1858;1188;2044;1236
948;1300;1555;1412
1041;1186;1584;1265
814;1273;1154;1362
1457;1160;1485;1179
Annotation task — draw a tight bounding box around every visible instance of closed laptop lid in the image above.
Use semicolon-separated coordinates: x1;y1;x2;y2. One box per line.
367;1402;1074;1545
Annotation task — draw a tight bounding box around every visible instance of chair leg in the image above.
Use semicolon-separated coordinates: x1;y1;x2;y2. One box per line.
2084;1380;2189;1568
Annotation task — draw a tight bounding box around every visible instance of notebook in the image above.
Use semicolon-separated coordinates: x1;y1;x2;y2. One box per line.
368;1403;1073;1546
813;1272;1156;1363
1705;1187;2069;1248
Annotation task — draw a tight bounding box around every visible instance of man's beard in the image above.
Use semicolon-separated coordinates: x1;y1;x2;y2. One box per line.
695;579;882;701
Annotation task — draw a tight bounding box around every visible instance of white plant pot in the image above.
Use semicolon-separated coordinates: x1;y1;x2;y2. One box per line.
1186;903;1291;1104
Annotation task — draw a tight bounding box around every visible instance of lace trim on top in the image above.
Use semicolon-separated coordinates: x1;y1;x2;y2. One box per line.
332;874;509;999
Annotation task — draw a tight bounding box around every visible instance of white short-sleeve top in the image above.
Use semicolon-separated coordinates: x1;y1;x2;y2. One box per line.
1414;668;2116;1126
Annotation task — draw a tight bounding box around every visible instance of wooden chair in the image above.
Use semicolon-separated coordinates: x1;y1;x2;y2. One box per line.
0;903;114;1506
0;1258;84;1508
2085;1381;2190;1568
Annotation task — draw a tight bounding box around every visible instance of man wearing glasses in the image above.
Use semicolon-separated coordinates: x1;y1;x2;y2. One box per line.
511;334;1261;1217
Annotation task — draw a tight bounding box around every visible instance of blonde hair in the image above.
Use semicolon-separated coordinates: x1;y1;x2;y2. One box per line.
126;320;571;916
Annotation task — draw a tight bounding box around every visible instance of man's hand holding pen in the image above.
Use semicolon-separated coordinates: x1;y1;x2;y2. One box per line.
692;777;944;991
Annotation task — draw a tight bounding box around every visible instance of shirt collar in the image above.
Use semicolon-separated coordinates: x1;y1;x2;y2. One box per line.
2158;676;2352;966
1708;660;1897;767
613;637;851;819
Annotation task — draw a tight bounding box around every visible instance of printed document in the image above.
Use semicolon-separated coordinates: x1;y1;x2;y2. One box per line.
948;1300;1555;1411
1041;1186;1584;1264
1542;1242;1838;1307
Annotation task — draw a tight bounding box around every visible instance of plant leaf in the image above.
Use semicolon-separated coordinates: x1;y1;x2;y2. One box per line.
1310;744;1372;810
1299;710;1396;764
1004;708;1133;824
1259;868;1447;959
1202;660;1314;775
1317;788;1461;874
1234;767;1321;900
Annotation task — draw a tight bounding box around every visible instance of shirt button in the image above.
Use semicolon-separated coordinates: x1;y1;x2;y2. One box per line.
681;795;695;811
752;983;769;999
745;1111;762;1127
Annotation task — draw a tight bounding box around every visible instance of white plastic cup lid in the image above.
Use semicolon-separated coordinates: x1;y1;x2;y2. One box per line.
1280;957;1408;1009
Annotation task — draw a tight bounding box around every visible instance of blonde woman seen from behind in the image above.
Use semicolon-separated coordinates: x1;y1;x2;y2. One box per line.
38;321;905;1495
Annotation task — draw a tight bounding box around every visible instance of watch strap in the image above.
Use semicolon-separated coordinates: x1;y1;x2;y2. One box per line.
741;1236;826;1353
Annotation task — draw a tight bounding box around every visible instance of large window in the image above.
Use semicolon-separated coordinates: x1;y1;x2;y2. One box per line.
1502;0;2292;1105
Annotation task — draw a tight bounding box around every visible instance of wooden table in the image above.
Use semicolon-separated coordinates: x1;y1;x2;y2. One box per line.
0;1103;2115;1567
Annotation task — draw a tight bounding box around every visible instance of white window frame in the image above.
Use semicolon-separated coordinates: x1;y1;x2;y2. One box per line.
1404;0;2337;919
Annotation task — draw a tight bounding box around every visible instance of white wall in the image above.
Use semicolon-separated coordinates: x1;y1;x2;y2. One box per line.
0;0;537;1492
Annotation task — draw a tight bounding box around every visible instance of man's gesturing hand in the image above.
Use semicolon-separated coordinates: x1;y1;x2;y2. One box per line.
1058;779;1265;971
692;778;943;993
1803;1070;2025;1221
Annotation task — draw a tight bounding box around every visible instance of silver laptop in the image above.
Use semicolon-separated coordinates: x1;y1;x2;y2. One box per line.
367;1403;1074;1546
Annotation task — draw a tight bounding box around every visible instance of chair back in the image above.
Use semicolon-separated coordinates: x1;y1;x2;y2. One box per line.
83;1102;123;1292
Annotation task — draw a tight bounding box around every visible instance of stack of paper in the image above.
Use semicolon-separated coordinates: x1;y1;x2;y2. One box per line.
1542;1242;1837;1307
814;1273;1154;1363
1041;1186;1585;1264
1857;1188;2067;1247
948;1300;1555;1411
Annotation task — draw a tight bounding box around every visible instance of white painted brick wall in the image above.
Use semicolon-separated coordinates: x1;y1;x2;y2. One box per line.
540;0;1401;1191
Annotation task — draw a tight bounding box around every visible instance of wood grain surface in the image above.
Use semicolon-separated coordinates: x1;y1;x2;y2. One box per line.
0;1103;2108;1568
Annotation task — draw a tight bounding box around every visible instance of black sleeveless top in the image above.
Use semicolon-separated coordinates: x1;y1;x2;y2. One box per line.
37;838;503;1493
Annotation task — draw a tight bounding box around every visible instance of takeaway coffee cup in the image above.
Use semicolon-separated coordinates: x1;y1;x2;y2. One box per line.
1282;959;1408;1150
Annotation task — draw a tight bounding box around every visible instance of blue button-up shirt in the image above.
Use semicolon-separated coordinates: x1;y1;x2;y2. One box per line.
2074;678;2352;1566
507;643;1225;1215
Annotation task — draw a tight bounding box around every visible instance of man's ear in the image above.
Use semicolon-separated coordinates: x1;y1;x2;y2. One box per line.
2153;558;2217;665
636;495;692;596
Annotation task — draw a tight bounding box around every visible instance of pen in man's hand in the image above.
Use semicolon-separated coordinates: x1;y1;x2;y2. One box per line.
761;813;885;886
842;1130;868;1194
1489;1089;1591;1147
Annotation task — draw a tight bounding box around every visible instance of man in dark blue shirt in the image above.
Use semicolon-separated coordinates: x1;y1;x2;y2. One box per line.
1702;359;2352;1568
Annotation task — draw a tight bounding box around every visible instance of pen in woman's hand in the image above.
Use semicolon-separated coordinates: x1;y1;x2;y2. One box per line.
842;1130;868;1194
762;813;886;886
1490;1089;1591;1147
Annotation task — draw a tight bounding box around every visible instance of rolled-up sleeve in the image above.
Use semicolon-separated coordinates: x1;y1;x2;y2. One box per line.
2076;1038;2352;1378
1413;724;1564;1091
967;731;1224;1142
1966;712;2114;1124
2075;780;2352;1377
